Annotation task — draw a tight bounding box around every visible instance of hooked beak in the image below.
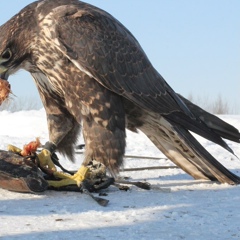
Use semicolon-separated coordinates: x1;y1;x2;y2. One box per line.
0;65;9;80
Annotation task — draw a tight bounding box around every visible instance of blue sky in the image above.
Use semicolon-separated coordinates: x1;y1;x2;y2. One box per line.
1;1;239;112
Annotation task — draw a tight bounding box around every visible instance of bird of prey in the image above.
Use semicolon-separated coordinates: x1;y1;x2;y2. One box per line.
0;0;239;186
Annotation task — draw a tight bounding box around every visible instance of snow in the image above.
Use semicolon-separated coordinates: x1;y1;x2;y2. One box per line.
0;109;239;240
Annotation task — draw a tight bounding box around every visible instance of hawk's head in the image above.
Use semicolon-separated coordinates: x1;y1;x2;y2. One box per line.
0;3;37;81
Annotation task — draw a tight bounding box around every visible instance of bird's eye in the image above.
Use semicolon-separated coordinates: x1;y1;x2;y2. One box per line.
1;48;12;61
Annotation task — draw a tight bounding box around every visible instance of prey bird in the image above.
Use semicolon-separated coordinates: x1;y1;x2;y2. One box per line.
0;0;239;186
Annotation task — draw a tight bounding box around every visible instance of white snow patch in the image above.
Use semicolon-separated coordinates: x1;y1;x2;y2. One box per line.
0;110;240;239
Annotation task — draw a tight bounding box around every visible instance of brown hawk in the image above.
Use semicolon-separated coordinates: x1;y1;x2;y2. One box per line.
0;0;239;185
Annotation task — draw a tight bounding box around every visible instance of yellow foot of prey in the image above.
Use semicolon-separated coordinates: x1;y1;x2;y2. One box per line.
37;149;89;187
47;166;89;188
8;143;90;188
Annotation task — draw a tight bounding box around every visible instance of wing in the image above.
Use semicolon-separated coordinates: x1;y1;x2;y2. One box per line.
40;3;235;153
44;3;191;116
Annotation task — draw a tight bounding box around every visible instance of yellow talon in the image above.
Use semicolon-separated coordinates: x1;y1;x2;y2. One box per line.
8;143;90;188
47;166;90;188
47;178;77;188
72;166;89;186
37;149;57;173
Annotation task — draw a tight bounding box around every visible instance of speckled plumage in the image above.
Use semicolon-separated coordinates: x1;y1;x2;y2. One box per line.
0;0;240;183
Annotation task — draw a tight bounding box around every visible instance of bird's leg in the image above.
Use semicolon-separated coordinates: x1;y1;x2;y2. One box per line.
7;143;89;187
48;166;89;187
37;149;57;173
80;114;126;177
43;140;90;187
37;147;89;187
37;100;91;187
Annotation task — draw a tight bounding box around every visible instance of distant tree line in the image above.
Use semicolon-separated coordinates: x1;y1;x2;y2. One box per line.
187;94;238;114
0;96;42;112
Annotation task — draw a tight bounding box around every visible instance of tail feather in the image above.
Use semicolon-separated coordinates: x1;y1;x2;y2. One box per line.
179;94;240;143
138;111;240;184
164;111;235;155
173;125;240;183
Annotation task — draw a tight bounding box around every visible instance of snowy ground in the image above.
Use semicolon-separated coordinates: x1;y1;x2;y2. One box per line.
0;109;239;240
